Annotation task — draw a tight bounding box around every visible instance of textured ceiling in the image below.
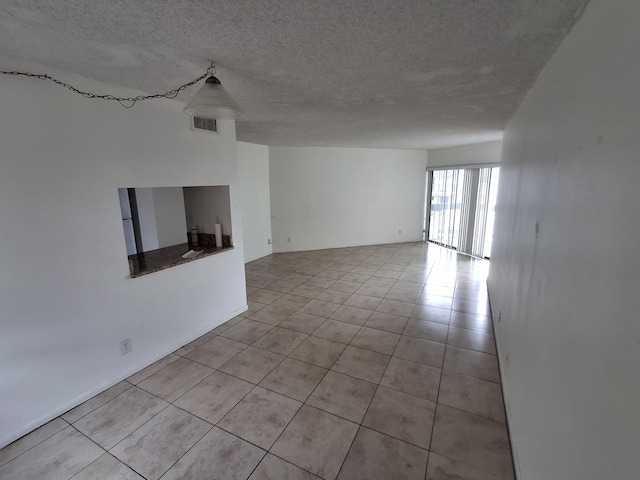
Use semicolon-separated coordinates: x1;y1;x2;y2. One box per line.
0;0;589;149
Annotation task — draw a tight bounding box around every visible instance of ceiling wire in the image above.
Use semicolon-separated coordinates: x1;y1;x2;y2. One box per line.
0;64;215;108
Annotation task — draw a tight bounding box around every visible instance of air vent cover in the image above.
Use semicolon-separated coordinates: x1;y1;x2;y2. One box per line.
192;116;217;132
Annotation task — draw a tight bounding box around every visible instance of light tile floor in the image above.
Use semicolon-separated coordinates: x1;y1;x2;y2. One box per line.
0;242;515;480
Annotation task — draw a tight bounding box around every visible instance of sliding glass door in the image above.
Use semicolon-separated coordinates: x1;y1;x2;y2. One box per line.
427;169;465;247
425;166;500;258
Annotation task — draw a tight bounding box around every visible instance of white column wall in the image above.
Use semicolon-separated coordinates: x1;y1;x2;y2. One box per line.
488;1;640;478
0;57;247;447
236;142;273;262
269;146;428;252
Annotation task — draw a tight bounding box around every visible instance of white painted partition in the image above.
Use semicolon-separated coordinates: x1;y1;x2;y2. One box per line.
236;142;273;262
269;146;428;252
0;57;246;447
488;1;640;478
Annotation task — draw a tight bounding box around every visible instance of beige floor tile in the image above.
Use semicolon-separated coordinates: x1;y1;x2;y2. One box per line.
284;273;313;284
312;319;361;344
278;312;326;334
0;417;68;467
259;357;327;402
411;305;451;324
385;288;421;303
350;326;400;355
138;357;213;402
290;284;326;299
341;272;372;283
126;354;180;384
218;386;301;449
362;386;436;449
443;346;501;383
380;357;441;401
315;288;353;304
337;427;429;480
111;405;210;480
394;336;446;368
449;311;494;333
174;370;253;424
416;293;454;310
372;269;402;280
306;371;377;423
62;381;132;424
364;311;409;334
248;289;284;305
210;315;244;334
246;274;276;288
271;405;358;480
376;299;415;317
438;371;506;422
421;284;455;298
344;294;382;311
447;326;497;355
0;427;103;480
452;298;491;316
366;275;398;287
316;269;348;280
248;453;321;480
392;279;425;292
185;335;247;369
430;405;514;479
355;284;390;298
264;279;299;293
331;345;390;383
330;305;372;325
249;304;296;325
426;453;503;480
173;333;216;356
74;387;168;449
289;336;347;368
331;280;363;293
219;318;274;344
272;294;311;310
403;319;449;343
160;427;265;480
72;453;144;480
305;276;337;288
246;300;268;316
219;346;285;384
299;299;341;317
253;327;308;355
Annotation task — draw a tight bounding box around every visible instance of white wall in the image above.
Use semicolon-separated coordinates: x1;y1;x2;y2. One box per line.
152;187;188;248
183;186;232;238
488;1;640;478
236;142;273;262
428;140;501;168
269;146;428;252
0;57;247;448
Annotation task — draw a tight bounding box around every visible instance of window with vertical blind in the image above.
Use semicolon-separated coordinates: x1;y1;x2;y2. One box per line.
425;166;499;258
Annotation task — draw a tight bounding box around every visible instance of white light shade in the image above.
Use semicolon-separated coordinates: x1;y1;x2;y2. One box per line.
183;76;242;119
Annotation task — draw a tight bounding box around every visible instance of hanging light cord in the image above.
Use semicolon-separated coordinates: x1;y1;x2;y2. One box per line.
0;64;215;108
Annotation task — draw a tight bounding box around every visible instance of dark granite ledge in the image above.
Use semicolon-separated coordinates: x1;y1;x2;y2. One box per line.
128;243;233;278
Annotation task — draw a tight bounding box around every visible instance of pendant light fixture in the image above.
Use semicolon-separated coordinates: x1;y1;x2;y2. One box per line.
183;64;242;120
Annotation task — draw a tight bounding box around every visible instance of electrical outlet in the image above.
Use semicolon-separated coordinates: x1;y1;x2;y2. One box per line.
267;239;272;245
119;338;132;355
